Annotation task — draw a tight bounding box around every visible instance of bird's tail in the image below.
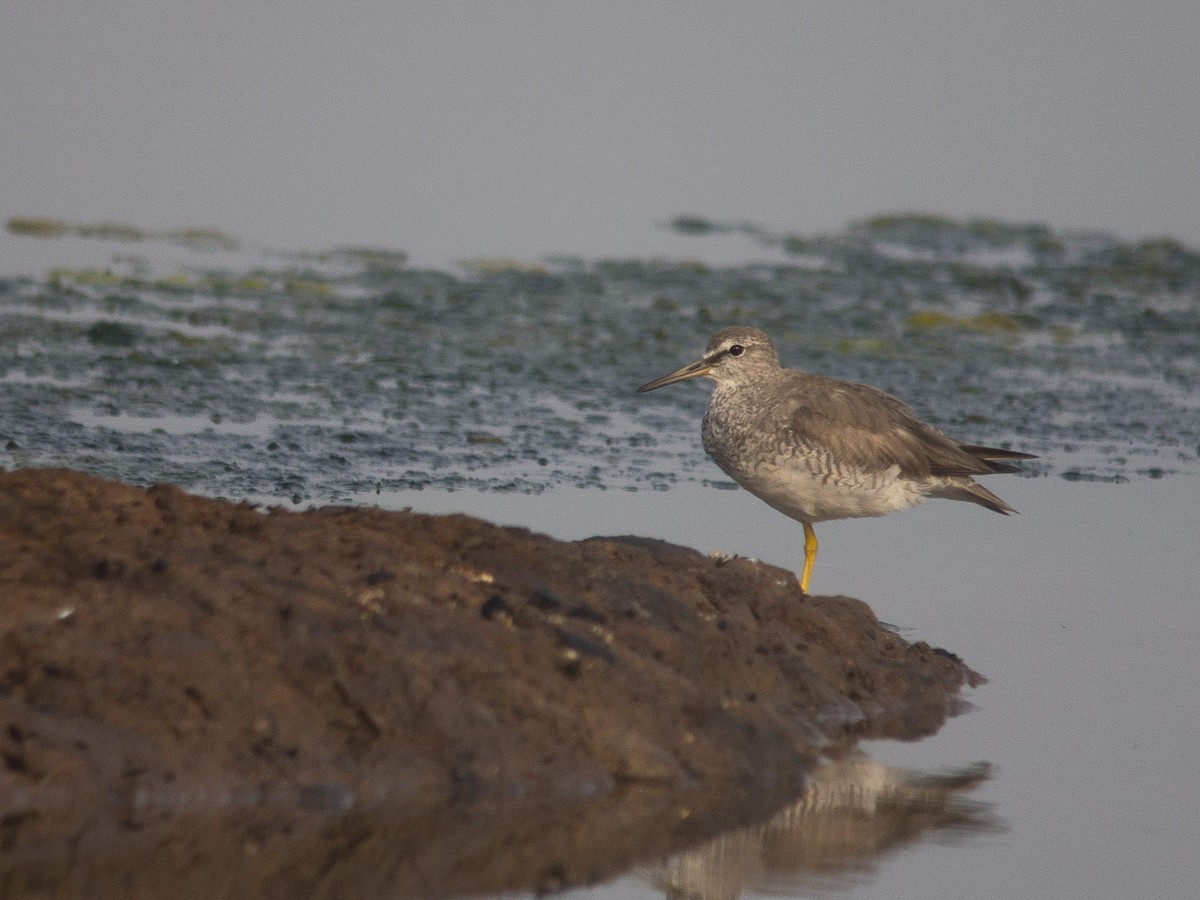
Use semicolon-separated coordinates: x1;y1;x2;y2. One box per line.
956;444;1038;475
930;478;1019;515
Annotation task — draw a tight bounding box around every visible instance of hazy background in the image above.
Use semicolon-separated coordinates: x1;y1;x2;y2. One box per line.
3;1;1198;266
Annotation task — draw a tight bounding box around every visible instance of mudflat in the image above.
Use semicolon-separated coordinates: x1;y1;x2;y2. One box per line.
0;468;979;896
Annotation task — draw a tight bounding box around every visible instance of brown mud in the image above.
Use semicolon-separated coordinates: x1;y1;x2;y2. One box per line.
0;468;981;897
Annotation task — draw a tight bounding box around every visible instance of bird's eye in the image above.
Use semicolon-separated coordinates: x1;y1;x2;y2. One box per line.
727;344;745;357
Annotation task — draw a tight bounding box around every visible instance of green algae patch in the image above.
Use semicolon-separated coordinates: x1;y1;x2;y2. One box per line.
293;247;410;271
48;267;123;288
834;336;899;357
8;216;213;245
203;275;274;295
667;216;765;241
906;310;1027;334
459;257;550;275
965;311;1027;333
946;264;1032;301
77;222;150;241
331;247;409;270
234;276;272;292
284;277;337;297
863;212;960;233
154;273;194;291
859;213;1059;253
166;227;240;251
1052;325;1075;344
1086;237;1200;290
668;215;721;235
7;217;71;238
905;310;957;330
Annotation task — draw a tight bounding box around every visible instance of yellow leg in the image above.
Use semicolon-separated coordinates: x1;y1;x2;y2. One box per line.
800;521;818;594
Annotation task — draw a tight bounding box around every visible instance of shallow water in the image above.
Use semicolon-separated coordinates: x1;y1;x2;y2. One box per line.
388;476;1200;899
2;217;1199;897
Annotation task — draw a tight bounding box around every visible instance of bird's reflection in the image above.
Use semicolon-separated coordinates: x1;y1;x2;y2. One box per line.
0;751;1000;899
643;753;1000;900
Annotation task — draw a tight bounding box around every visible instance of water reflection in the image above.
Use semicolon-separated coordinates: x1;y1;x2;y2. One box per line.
643;754;999;899
0;753;996;899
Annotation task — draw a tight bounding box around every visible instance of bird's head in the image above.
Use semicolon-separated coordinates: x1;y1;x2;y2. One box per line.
637;326;780;392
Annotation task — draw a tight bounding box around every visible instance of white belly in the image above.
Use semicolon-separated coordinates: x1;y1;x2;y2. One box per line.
734;462;927;523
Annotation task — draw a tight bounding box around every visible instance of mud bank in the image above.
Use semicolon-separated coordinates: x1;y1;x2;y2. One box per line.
0;468;980;896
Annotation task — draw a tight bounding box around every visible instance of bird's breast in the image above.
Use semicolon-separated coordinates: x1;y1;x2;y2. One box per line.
701;383;804;480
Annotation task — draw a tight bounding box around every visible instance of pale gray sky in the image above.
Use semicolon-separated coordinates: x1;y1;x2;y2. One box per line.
3;1;1198;265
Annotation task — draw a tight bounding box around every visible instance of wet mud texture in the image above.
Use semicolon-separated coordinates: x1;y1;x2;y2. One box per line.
0;469;981;897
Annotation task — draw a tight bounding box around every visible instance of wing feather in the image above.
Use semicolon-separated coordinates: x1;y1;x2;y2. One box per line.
768;374;1025;479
